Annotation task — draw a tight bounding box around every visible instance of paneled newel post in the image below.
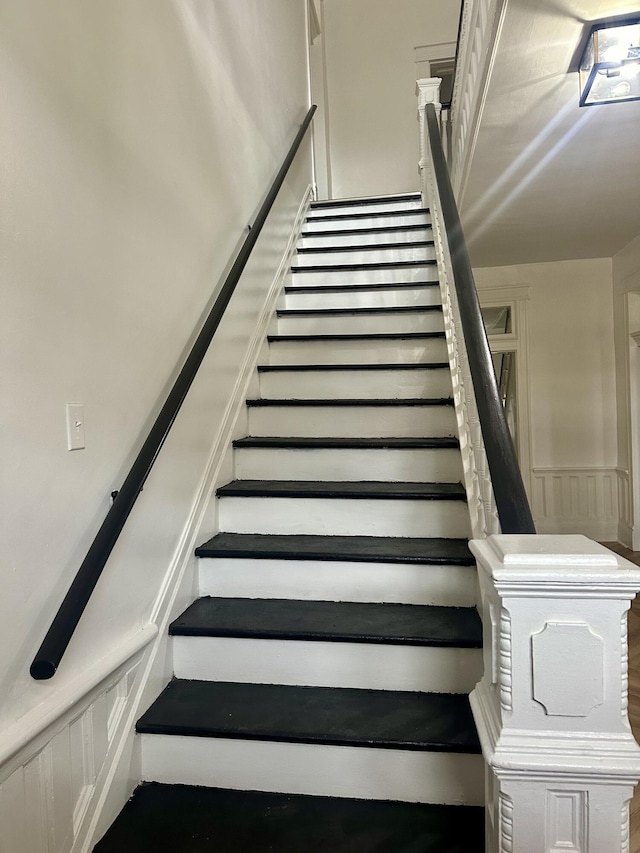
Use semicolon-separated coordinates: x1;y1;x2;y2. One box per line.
416;78;441;204
470;535;640;852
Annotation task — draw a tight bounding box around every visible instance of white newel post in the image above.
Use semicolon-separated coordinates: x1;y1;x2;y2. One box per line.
416;78;441;204
470;534;640;852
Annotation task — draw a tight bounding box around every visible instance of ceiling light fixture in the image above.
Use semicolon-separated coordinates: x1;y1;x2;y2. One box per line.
579;18;640;106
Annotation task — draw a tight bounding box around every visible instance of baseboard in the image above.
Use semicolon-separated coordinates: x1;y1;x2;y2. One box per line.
531;467;619;543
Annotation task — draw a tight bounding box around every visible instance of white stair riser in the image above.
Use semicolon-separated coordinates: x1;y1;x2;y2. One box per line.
247;405;456;438
285;286;442;310
304;212;430;233
267;338;448;365
198;558;478;607
234;447;462;483
258;368;451;400
308;199;423;217
218;496;470;538
299;228;432;249
276;312;444;336
290;266;437;287
294;246;436;267
141;735;484;805
172;637;483;693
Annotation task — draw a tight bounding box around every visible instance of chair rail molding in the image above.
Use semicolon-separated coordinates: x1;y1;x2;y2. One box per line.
448;0;508;203
470;534;640;853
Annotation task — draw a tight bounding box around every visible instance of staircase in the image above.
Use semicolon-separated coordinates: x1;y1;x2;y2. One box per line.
95;193;485;851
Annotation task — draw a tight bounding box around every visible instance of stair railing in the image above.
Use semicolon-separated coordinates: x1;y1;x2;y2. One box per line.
419;78;640;852
417;80;533;539
30;106;317;681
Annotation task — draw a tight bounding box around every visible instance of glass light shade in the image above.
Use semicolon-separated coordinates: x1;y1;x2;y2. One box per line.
579;19;640;106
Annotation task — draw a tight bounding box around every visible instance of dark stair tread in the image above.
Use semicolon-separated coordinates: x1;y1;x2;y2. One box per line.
291;260;437;273
257;362;449;372
276;305;442;317
233;436;459;449
94;783;484;853
306;209;429;222
301;222;433;237
195;532;474;565
246;397;453;407
296;240;434;254
310;193;421;209
169;597;482;647
136;680;481;753
216;480;465;500
268;331;445;342
285;281;439;293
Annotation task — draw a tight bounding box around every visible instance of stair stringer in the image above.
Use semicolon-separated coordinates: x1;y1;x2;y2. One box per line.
0;184;316;853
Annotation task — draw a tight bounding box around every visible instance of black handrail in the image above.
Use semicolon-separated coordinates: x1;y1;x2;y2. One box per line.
31;106;317;680
424;102;535;534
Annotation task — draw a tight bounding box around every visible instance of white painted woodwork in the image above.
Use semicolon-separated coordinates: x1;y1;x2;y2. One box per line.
234;445;462;483
470;534;640;853
247;402;457;438
276;309;444;336
293;245;436;267
257;365;452;400
199;558;478;607
307;198;423;217
172;636;483;693
531;466;619;541
284;284;441;310
299;227;432;248
140;734;484;805
218;495;470;538
289;265;438;287
267;336;448;365
303;211;430;233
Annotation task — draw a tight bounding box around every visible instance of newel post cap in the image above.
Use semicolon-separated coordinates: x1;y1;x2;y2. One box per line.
470;534;640;597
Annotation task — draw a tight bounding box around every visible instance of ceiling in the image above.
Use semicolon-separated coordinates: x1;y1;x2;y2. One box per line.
460;0;640;267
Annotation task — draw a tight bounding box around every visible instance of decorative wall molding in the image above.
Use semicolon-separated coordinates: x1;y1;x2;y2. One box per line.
0;186;314;853
449;0;509;202
531;467;619;541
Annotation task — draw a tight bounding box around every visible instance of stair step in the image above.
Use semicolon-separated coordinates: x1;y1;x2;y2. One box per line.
170;598;483;691
296;240;434;253
232;436;462;482
267;335;448;366
217;480;465;500
170;597;481;646
246;397;452;407
301;222;432;236
196;533;476;607
291;260;437;273
196;532;473;564
257;362;448;372
233;436;458;448
284;283;441;310
310;193;421;209
268;331;444;342
300;224;432;248
303;210;431;233
308;203;426;219
285;281;439;293
276;307;444;336
94;783;485;853
137;680;480;753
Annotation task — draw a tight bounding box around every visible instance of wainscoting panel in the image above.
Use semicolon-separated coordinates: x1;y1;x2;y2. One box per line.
532;467;619;541
0;659;140;853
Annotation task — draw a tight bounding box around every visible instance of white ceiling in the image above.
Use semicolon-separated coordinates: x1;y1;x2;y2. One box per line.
460;0;640;267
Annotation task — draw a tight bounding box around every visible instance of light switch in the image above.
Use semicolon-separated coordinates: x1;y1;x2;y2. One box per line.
66;403;85;450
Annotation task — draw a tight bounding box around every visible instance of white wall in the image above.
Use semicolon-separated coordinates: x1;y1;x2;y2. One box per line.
474;259;618;539
319;0;460;199
613;234;640;547
1;0;309;744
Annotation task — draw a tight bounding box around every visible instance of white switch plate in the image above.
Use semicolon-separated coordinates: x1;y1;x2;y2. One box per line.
66;403;85;450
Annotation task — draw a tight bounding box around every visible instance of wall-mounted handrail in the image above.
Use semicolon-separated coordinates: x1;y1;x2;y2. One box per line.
424;102;535;534
30;106;317;680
